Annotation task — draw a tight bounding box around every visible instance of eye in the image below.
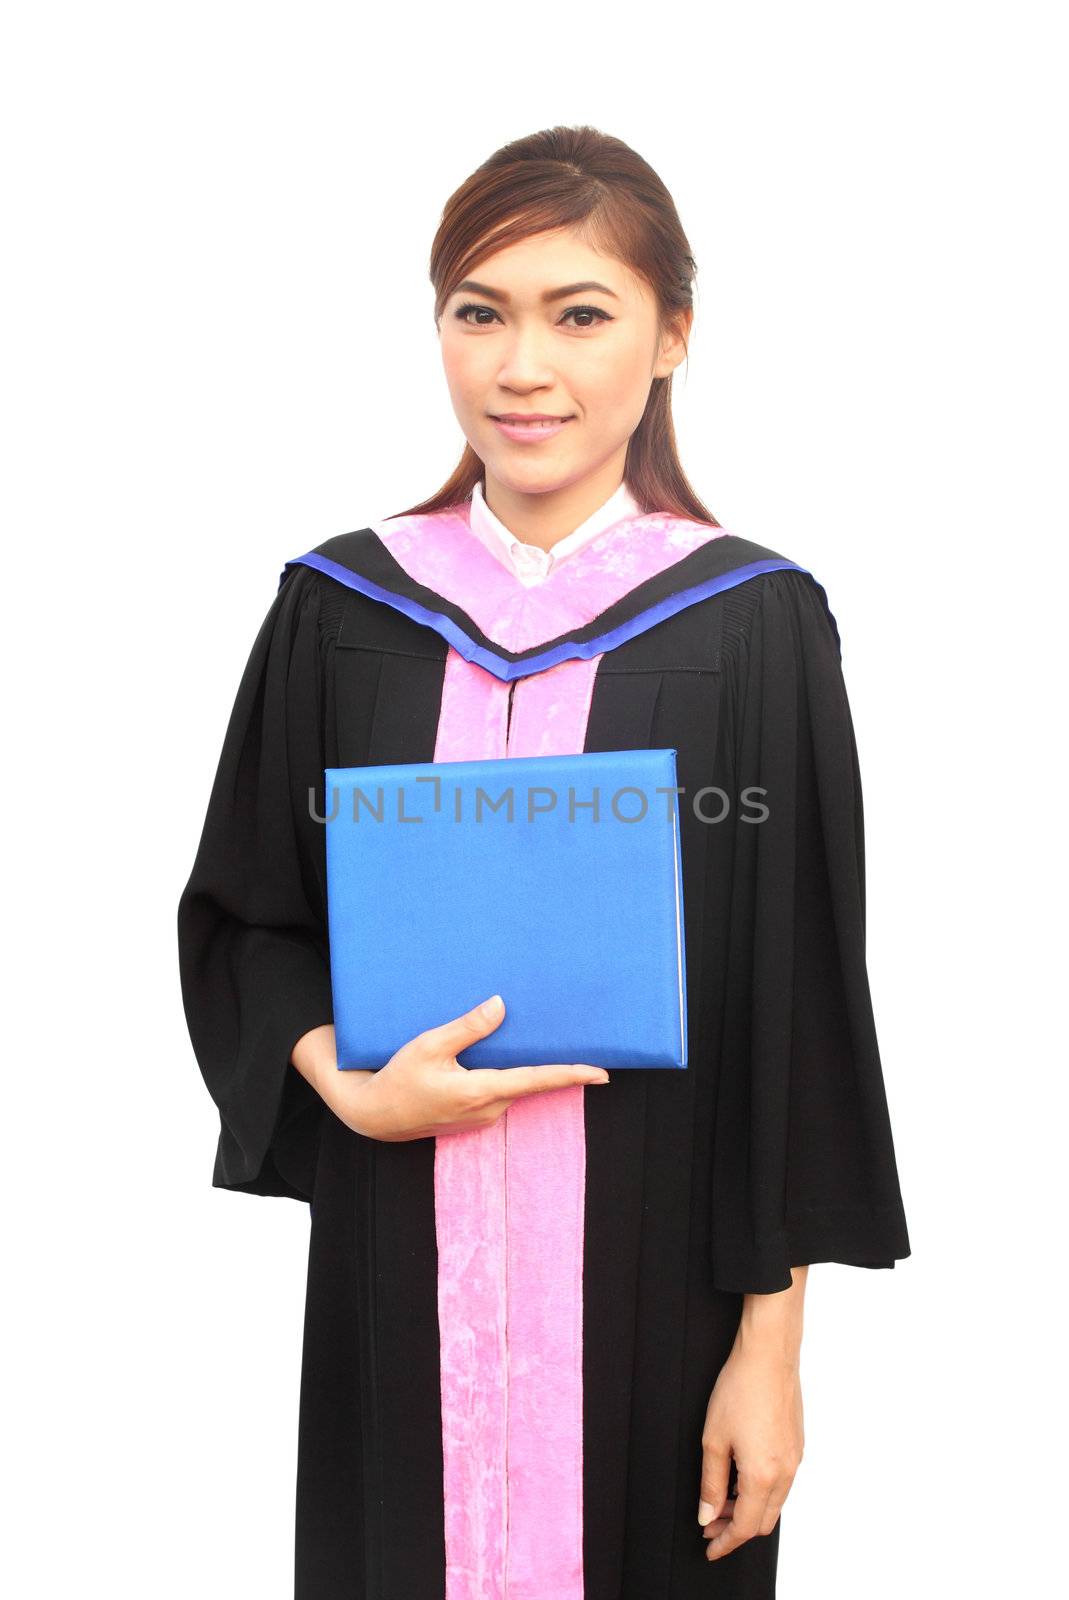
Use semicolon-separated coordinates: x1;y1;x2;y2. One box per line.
559;305;613;329
453;302;501;326
452;302;614;330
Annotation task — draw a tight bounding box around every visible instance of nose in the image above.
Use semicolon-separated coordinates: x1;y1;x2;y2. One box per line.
495;324;557;394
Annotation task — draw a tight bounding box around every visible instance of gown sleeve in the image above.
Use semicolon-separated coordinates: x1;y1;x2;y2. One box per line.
177;563;334;1203
710;567;911;1294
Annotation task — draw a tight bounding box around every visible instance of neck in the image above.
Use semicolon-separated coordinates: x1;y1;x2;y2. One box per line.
482;450;630;553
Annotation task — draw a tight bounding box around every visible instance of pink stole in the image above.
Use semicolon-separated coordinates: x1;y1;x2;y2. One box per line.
376;505;726;1599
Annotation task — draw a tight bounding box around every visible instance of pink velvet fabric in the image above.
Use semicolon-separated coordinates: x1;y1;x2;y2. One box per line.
377;503;728;654
390;499;726;1598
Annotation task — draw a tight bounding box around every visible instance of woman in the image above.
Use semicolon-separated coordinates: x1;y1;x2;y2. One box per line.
177;124;910;1599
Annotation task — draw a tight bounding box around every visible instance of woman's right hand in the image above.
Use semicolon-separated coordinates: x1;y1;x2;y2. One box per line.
305;994;610;1141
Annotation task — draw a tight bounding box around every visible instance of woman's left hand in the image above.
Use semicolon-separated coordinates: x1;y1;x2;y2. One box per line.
697;1341;805;1561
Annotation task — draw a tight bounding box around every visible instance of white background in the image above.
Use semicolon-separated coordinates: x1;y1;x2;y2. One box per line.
4;2;1065;1595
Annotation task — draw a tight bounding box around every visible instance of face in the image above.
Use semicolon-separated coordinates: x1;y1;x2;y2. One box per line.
437;226;690;500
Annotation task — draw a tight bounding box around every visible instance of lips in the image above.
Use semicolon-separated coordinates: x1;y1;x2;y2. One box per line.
492;415;572;425
490;415;575;443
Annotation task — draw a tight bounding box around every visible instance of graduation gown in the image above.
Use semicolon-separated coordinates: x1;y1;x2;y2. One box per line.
176;498;911;1600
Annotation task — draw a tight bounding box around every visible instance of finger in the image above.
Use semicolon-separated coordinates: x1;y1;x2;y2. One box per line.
702;1516;734;1541
757;1478;794;1536
704;1480;771;1560
485;1063;610;1097
698;1441;732;1528
702;1494;735;1538
418;994;507;1056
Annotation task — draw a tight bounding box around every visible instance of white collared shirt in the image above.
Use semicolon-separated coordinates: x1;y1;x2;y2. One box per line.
467;477;642;587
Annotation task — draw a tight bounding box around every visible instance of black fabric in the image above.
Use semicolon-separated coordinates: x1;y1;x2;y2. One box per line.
177;563;336;1202
177;554;909;1600
708;567;910;1291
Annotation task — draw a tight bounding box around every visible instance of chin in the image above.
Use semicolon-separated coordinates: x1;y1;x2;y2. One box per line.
493;466;573;498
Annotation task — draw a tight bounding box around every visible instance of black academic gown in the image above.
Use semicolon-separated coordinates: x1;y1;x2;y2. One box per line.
177;514;910;1600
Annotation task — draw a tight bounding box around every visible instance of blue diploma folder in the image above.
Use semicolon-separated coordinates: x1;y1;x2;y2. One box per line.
323;748;688;1071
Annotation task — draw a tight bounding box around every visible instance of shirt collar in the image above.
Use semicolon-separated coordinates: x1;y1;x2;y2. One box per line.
468;477;643;586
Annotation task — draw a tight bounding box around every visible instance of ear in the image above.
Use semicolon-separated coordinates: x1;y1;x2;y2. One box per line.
652;307;693;380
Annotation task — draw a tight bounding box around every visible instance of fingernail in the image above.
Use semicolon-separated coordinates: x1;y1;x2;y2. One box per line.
698;1501;714;1526
480;995;503;1019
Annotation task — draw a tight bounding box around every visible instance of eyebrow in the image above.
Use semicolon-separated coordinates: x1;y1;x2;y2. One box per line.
452;279;620;304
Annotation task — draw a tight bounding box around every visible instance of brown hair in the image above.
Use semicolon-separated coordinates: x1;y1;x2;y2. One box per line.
390;124;720;527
